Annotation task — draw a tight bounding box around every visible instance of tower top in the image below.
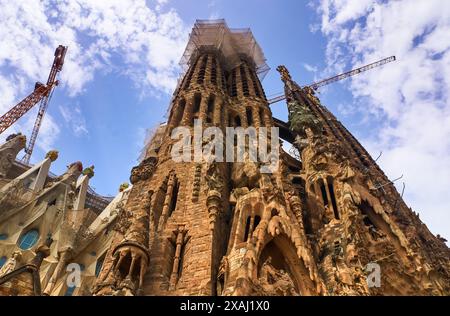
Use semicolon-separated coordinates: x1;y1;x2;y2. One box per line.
180;19;270;80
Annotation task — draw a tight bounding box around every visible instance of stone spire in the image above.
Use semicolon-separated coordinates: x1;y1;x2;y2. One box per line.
276;65;450;295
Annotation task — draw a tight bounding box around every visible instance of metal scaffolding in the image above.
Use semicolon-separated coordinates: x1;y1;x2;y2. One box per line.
180;19;270;80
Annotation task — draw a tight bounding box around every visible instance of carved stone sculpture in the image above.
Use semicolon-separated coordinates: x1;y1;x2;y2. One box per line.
0;251;22;277
0;133;26;178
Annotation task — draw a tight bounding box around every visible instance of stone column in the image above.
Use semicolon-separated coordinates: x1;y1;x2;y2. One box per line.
252;106;261;128
206;190;222;232
199;93;209;122
73;175;89;210
181;95;195;126
157;173;176;231
43;247;72;295
263;108;272;127
169;226;186;290
244;64;256;97
213;99;222;126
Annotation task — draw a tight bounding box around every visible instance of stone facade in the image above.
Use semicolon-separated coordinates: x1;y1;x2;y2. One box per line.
0;133;121;296
91;22;449;296
1;20;449;296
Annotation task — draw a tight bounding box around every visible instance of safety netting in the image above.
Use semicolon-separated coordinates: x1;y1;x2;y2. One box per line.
179;19;270;80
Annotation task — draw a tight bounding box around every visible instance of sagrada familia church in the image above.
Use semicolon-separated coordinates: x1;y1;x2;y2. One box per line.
0;20;449;296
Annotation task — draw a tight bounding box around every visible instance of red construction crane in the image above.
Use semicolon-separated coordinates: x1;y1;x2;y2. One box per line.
0;45;67;164
268;56;396;104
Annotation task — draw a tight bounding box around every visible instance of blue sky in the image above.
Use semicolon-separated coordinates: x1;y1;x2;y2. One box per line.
1;0;449;240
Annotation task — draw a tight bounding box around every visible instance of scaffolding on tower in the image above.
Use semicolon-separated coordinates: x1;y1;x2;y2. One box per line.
180;19;270;79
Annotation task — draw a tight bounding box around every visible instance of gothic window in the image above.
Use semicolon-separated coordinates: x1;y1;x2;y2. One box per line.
319;179;329;207
0;256;6;268
257;238;302;295
246;107;253;126
243;215;261;242
0;233;8;240
254;215;261;229
244;216;251;241
168;180;179;218
95;253;106;277
193;94;201;114
230;69;237;97
326;177;340;219
177;241;186;277
235;115;241;127
192;93;202;124
222;70;228;91
259;108;265;126
240;64;250;97
211;57;217;86
197;55;208;84
207;95;215;124
358;200;385;240
248;68;262;97
18;229;39;250
183;56;199;90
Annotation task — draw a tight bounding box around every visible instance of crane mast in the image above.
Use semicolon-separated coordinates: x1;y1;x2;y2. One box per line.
0;45;67;164
268;56;396;104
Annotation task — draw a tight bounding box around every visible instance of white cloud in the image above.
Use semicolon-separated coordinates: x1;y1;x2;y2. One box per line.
0;0;188;150
59;104;88;137
313;0;450;238
303;63;318;73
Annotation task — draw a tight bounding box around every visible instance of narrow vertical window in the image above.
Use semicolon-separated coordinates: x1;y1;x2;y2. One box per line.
197;55;208;84
183;56;199;90
243;216;251;241
210;57;217;86
248;68;262;97
246;107;253;126
230;69;237;97
259;108;265;126
319;180;328;206
221;70;228;91
95;254;106;277
235;116;241;127
192;93;201;124
168;180;179;218
177;242;186;277
240;64;249;97
207;95;215;124
327;177;340;219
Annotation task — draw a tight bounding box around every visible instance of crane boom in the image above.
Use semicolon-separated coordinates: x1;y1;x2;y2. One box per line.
268;56;396;104
23;45;67;164
0;83;51;134
0;45;67;164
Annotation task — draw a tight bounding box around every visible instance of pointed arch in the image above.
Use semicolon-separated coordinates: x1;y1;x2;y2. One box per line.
256;234;316;296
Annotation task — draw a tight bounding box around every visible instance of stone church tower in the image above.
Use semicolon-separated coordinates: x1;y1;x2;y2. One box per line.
92;20;450;296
